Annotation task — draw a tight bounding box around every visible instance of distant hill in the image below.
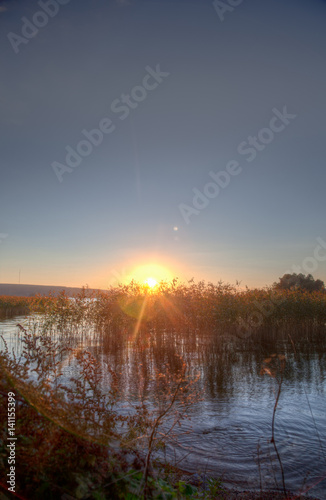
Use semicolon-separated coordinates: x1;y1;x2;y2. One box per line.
0;284;104;297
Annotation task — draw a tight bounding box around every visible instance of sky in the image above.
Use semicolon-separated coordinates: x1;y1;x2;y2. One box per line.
0;0;326;289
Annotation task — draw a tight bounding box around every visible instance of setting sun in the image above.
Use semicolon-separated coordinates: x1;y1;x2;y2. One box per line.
144;277;158;288
130;263;173;285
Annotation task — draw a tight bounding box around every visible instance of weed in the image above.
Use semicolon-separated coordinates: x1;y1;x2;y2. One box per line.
260;354;287;495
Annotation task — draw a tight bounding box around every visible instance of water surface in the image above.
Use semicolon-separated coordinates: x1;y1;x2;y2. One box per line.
1;317;325;498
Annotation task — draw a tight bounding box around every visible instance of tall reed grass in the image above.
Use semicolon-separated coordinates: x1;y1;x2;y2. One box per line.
0;295;32;319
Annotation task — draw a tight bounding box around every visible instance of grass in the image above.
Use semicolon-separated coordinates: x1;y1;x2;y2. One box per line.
0;295;33;319
2;279;326;329
0;294;59;319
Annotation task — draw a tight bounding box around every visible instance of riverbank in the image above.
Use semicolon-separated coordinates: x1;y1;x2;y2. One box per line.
169;469;322;499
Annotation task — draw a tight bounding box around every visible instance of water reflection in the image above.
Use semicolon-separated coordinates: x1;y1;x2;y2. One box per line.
1;317;326;498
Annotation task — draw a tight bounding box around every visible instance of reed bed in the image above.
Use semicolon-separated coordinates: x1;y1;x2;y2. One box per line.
14;280;325;333
2;280;326;330
0;295;32;319
0;294;59;319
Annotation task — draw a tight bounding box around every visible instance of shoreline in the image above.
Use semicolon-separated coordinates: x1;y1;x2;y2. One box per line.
170;469;321;500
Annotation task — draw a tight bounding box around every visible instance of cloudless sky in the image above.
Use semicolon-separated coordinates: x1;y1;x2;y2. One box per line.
1;0;326;289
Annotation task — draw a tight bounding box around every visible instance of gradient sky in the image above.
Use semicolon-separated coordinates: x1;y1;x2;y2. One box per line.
1;0;326;289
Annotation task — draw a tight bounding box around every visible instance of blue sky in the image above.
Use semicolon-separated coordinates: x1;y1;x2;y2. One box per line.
0;0;326;289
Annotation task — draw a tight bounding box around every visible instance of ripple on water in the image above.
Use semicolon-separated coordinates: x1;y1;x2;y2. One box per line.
1;317;326;499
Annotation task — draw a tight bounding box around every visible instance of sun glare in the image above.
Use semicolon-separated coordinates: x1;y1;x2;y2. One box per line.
130;263;173;286
145;277;158;288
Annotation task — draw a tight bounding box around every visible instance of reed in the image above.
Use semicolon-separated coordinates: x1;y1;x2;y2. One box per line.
0;295;32;319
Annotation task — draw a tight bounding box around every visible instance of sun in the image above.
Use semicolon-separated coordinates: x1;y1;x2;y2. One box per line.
130;263;173;286
144;277;158;288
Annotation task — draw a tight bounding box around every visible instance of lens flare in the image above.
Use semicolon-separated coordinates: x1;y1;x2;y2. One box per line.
145;277;158;288
130;263;173;285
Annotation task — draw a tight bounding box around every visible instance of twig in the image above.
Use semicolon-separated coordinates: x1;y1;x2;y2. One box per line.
142;380;183;499
270;368;286;496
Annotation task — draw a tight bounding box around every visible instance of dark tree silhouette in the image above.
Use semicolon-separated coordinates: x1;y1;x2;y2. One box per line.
273;273;325;292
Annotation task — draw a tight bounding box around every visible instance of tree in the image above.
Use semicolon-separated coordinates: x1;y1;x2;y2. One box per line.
273;273;325;292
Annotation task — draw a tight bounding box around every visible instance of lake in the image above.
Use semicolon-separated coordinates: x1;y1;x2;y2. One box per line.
1;315;325;498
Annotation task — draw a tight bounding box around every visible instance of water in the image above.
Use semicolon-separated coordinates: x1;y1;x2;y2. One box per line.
1;316;326;498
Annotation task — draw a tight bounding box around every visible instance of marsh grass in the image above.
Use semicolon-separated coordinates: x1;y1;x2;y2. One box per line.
0;295;33;319
3;279;326;332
